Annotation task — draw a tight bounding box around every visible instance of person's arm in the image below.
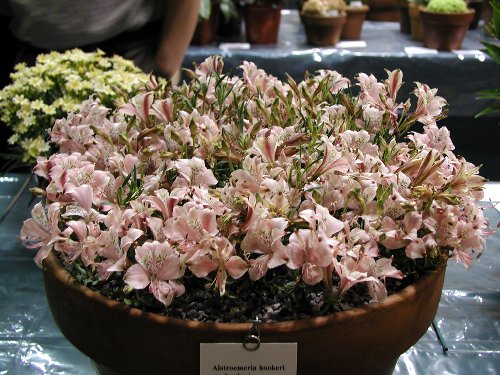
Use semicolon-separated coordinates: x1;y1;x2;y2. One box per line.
155;0;200;80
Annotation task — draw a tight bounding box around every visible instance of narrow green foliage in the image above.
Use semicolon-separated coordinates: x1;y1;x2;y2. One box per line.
116;166;144;207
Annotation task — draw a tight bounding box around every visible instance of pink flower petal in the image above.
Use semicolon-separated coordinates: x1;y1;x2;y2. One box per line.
66;184;93;213
124;264;150;289
226;256;248;279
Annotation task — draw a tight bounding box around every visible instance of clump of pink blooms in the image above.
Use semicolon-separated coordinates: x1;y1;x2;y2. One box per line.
21;56;489;310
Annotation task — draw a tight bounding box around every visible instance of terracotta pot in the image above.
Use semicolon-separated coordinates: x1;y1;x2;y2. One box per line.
42;252;446;375
467;0;483;29
244;4;282;44
420;8;475;51
366;0;399;21
191;3;220;46
302;13;347;46
408;2;424;41
342;5;370;40
397;0;412;34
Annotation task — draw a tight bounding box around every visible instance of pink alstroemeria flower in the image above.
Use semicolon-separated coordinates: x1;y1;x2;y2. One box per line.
240;217;289;280
125;241;185;306
152;97;175;123
20;202;62;266
286;229;336;285
334;258;379;299
357;72;385;108
66;184;94;213
299;204;344;237
231;156;267;193
250;128;281;165
314;70;350;93
410;82;447;126
357;255;404;301
172;157;218;188
381;211;429;259
188;237;248;295
119;92;153;123
165;202;218;243
95;226;144;279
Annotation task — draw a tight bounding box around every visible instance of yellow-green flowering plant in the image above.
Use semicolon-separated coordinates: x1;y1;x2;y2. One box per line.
0;49;150;168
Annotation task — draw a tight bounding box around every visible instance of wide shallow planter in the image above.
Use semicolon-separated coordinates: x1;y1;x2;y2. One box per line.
43;252;446;375
342;5;370;40
244;4;282;44
420;8;475;51
302;13;347;46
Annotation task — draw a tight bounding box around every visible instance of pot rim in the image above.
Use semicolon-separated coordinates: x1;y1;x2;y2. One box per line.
346;4;370;12
419;7;475;16
43;251;445;333
301;12;347;19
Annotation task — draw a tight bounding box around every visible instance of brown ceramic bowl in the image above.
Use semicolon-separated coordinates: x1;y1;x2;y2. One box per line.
43;252;446;375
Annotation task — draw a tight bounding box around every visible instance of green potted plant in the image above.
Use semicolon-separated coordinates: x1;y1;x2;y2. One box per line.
420;0;475;50
21;55;490;374
343;0;371;39
301;0;347;45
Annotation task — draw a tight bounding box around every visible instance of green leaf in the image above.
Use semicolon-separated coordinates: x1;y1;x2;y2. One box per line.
481;41;500;64
475;104;500;117
199;0;211;20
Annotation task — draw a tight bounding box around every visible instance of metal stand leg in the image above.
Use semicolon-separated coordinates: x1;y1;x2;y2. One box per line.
432;320;449;352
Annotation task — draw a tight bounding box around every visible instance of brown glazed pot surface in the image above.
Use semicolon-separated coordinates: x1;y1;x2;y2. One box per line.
302;14;347;46
43;252;446;375
342;5;370;40
244;4;282;44
420;8;475;51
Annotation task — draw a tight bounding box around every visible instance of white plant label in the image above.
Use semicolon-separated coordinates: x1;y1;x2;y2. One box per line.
200;343;297;375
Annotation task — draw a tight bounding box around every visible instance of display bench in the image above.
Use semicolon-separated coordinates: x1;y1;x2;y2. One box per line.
184;10;498;118
184;10;500;180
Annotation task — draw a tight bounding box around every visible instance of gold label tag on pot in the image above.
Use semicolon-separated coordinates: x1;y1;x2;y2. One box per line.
200;343;297;375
